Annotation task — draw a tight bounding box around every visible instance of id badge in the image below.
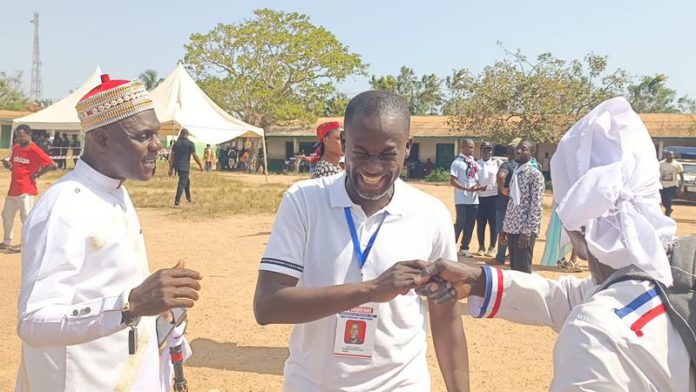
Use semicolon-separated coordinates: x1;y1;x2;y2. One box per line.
333;304;378;359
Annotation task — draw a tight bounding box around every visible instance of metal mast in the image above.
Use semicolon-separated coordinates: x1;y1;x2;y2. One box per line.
30;12;42;101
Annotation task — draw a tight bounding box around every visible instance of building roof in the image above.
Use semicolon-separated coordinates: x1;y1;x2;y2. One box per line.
0;110;32;121
267;114;696;139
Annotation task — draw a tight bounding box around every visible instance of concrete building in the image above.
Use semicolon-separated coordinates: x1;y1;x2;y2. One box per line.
265;114;696;174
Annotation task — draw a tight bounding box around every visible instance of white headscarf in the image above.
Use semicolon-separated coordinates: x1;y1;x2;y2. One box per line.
551;97;676;286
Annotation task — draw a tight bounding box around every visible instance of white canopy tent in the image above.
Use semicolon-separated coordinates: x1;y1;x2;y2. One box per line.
151;63;267;171
12;66;103;132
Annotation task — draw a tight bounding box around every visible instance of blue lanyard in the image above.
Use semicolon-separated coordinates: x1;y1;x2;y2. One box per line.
344;207;388;269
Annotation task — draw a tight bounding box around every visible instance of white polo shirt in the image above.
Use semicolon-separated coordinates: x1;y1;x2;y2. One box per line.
450;155;479;205
476;158;502;198
260;171;456;392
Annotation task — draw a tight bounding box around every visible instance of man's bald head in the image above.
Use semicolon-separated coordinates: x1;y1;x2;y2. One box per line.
344;90;410;137
459;138;475;156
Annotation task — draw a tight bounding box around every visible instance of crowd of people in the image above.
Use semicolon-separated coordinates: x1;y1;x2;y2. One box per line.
448;133;688;275
213;143;265;173
450;136;566;273
1;73;693;391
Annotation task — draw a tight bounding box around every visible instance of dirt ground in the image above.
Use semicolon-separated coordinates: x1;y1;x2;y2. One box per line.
0;170;694;391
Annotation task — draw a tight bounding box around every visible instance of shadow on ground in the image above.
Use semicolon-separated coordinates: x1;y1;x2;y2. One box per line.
674;217;696;225
457;256;587;273
239;231;272;238
187;338;288;375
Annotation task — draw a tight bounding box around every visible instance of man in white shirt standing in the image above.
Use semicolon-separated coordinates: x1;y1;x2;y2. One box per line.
416;97;692;391
450;138;483;258
659;150;684;217
475;141;501;257
253;90;468;391
16;74;202;391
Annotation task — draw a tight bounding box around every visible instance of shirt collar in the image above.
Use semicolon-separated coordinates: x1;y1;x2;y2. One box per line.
74;159;124;191
328;172;408;216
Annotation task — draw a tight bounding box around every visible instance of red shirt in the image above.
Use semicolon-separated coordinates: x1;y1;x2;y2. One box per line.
8;143;54;196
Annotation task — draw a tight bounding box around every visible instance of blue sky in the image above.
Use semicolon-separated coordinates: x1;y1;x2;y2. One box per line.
2;0;695;102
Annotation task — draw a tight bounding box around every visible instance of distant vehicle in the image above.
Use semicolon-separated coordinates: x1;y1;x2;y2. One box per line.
676;160;696;202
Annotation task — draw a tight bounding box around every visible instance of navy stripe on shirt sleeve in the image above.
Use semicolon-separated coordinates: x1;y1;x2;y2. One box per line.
260;258;303;273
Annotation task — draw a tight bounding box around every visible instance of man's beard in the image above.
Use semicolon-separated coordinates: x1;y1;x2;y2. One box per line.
355;184;393;201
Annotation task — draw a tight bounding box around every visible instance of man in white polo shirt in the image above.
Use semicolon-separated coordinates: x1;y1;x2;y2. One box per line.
253;90;468;391
475;141;501;257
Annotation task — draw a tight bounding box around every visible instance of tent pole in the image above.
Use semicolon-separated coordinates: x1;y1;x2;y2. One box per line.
262;130;268;184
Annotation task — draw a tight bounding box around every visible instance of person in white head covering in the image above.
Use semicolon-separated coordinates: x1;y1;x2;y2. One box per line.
412;97;693;391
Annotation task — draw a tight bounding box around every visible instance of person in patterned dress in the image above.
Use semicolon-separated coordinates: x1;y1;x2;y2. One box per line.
310;121;343;179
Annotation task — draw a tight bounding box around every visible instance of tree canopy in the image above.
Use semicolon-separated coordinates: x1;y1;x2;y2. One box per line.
445;46;631;144
627;74;696;113
370;66;443;115
0;71;29;111
184;8;366;128
139;69;164;91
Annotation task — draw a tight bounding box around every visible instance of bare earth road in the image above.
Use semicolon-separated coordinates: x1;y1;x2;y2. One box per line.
1;171;694;391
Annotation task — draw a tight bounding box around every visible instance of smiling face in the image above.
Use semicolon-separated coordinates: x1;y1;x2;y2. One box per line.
93;109;162;181
343;113;411;202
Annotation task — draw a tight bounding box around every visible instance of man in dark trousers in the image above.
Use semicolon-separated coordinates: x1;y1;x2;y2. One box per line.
168;128;203;206
36;132;51;155
70;134;81;167
500;139;545;272
475;141;501;257
51;132;65;169
450;138;483;258
492;139;519;265
61;134;71;169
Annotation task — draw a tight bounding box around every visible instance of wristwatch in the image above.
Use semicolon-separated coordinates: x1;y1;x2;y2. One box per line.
120;292;138;326
119;290;142;355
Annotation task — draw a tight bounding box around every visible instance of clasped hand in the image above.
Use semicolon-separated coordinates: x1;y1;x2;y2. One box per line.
368;259;482;305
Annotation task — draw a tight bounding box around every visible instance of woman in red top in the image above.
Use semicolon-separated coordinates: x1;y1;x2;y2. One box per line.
1;125;56;252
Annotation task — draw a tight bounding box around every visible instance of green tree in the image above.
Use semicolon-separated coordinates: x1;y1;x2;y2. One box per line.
184;9;366;128
627;74;695;113
36;98;54;108
446;45;630;144
0;71;29;110
139;69;164;91
322;92;350;117
370;66;443;115
370;74;397;92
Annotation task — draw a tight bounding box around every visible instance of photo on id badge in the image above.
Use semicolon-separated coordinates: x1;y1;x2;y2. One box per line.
344;320;366;345
333;306;377;358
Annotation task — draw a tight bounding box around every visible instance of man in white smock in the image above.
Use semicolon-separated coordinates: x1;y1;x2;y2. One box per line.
16;74;202;391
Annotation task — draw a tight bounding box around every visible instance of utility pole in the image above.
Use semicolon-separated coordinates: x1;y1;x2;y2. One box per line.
30;12;42;102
